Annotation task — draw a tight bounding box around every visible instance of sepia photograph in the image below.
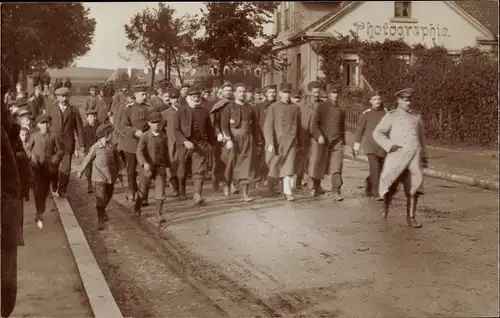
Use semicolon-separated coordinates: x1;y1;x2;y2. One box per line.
1;1;498;317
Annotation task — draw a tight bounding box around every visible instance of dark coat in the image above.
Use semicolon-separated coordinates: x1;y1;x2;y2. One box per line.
28;94;45;119
45;103;84;154
82;123;99;153
353;107;386;157
173;105;216;146
118;102;149;154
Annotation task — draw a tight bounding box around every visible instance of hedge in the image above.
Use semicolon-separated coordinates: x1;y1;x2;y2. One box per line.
314;34;498;148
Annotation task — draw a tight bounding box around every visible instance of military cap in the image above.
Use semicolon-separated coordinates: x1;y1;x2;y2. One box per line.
264;84;277;91
180;83;190;89
132;86;147;94
221;81;233;89
307;81;322;91
85;109;98;116
96;123;114;138
187;87;201;95
292;89;302;98
36;113;52;124
254;88;262;94
17;107;32;118
327;85;341;94
279;82;293;92
167;88;180;98
246;86;254;93
55;87;71;96
147;111;162;123
369;90;382;98
395;88;413;98
233;82;246;90
14;98;28;108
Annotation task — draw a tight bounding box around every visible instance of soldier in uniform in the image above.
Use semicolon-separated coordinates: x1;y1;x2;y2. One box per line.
353;91;387;200
263;82;301;201
220;83;259;201
309;85;347;201
173;87;216;204
118;88;150;203
373;88;428;228
297;81;323;191
254;84;277;188
135;112;170;225
45;86;84;198
161;88;182;197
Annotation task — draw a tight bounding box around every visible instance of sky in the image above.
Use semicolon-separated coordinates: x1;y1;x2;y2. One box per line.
76;2;273;70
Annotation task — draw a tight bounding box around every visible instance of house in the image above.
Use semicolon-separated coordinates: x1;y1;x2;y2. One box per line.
263;1;499;91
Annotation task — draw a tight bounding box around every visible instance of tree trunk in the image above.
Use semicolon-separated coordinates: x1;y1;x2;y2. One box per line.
164;49;170;81
219;61;225;83
150;64;157;89
167;49;171;82
171;48;183;85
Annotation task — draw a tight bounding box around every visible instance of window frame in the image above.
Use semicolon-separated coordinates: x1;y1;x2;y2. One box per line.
284;2;290;31
394;1;412;18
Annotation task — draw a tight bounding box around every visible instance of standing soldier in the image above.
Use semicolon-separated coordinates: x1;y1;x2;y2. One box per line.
263;83;301;201
372;88;428;228
173;87;216;203
296;81;323;191
119;88;150;203
254;84;277;188
161;88;182;197
208;82;233;191
309;85;346;201
352;91;386;200
45;87;84;198
220;83;259;201
82;109;99;193
135;112;170;225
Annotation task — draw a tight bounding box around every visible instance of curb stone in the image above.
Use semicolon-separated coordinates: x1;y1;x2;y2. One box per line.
343;151;499;191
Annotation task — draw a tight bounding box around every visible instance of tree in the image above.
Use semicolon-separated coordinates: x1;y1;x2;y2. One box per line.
1;3;96;86
194;2;284;82
124;9;162;88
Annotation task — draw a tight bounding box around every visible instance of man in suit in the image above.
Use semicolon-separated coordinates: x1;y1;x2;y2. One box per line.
45;86;84;198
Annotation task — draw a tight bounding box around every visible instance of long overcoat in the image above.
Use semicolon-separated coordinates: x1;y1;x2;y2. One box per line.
45;103;84;154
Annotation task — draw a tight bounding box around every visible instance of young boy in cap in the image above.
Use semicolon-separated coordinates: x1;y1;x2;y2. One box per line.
373;88;428;228
78;123;120;230
135;112;171;225
83;85;99;114
25;114;64;229
353;91;387;200
82;109;100;193
161;88;182;197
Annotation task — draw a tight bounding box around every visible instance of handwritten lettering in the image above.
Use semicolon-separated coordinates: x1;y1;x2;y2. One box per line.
353;21;449;42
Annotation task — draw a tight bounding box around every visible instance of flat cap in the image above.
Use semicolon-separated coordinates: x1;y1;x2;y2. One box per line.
187;87;201;95
17;107;32;118
327;84;341;94
36;113;52;124
147;111;162;123
369;90;382;99
395;88;413;98
264;84;277;91
279;82;293;92
254;88;262;94
233;82;246;90
307;81;322;91
55;87;71;96
167;88;180;98
181;83;190;89
96;123;114;138
85;109;98;116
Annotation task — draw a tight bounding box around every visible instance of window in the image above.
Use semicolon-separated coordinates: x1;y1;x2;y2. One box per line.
394;1;411;18
276;11;282;33
316;56;325;80
343;59;358;87
284;2;290;31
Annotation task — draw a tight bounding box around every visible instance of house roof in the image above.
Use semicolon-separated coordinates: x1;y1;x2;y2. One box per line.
454;0;498;36
289;0;498;41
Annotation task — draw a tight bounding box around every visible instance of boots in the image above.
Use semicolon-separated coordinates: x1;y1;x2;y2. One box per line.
241;184;253;202
178;178;187;201
155;199;166;226
97;207;105;230
310;178;321;197
295;175;303;190
193;179;205;204
171;177;179;197
230;182;239;194
266;176;277;197
87;179;94;193
406;195;422;228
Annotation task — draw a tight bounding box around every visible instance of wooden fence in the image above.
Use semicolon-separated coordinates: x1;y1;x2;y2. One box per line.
340;95;366;132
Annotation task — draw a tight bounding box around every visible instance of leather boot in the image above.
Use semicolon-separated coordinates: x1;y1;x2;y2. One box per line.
171;177;179;197
97;208;105;230
406;195;422;228
178;178;187;201
241;184;253;202
193;179;205;204
155;199;166;225
295;175;303;190
266;176;276;197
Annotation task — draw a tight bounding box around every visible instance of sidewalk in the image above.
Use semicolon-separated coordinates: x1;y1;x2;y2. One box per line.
10;195;93;317
345;132;498;184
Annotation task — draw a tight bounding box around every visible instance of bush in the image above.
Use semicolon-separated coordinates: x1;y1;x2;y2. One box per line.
314;35;498;148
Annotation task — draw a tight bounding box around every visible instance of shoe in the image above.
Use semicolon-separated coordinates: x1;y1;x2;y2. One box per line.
406;217;422;228
310;189;318;197
97;219;105;230
58;191;67;199
223;185;230;197
332;193;344;201
373;195;384;201
36;220;43;229
193;193;205;205
87;187;94;194
103;213;109;222
284;194;296;202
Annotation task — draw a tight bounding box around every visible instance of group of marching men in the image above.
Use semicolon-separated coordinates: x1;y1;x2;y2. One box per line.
4;78;429;232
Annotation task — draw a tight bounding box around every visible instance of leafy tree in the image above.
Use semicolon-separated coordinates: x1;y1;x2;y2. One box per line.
1;3;96;86
194;2;284;82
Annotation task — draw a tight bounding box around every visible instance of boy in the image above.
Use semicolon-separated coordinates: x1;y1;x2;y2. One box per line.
77;123;120;230
82;109;99;193
19;127;33;201
25;114;64;229
135;111;170;225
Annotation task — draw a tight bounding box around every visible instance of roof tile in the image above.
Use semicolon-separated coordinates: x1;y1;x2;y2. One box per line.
454;0;499;36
